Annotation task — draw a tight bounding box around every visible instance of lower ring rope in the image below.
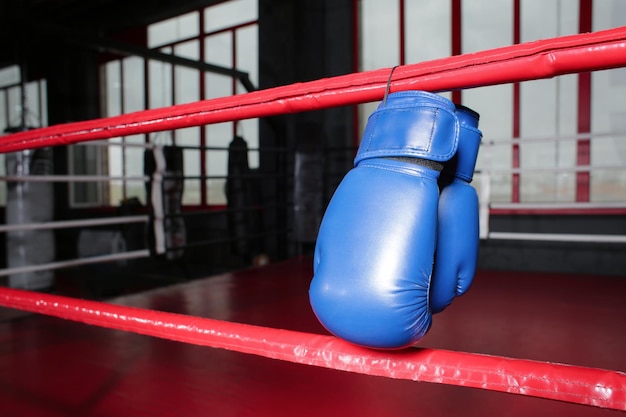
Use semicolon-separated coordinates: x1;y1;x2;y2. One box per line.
0;287;624;410
0;250;150;277
0;175;148;182
0;215;148;233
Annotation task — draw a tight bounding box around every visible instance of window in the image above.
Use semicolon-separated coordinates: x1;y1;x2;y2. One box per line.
0;65;48;206
98;0;258;208
358;0;626;205
461;0;513;203
591;0;626;202
69;144;108;206
518;0;578;203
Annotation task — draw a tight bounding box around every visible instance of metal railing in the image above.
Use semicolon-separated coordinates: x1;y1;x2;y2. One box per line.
477;131;626;243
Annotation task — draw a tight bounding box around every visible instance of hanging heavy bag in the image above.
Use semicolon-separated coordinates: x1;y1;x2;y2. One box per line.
6;147;55;290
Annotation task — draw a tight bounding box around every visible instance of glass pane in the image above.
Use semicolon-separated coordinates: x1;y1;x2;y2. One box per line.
148;11;200;48
125;178;146;205
236;118;259;168
0;90;6;133
519;75;577;203
70;145;103;206
205;32;232;67
554;135;577;202
149;130;175;146
236;25;258;88
7;86;21;128
123;135;146;204
178;129;201;203
591;0;626;202
149;59;172;109
0;65;20;88
206;179;226;205
108;138;123;177
477;143;512;204
104;61;122;117
461;0;512;203
462;0;512;53
360;0;399;71
204;0;257;34
108;138;123;205
0;89;5;204
590;74;626;202
594;0;626;30
358;102;379;141
125;182;146;205
519;0;578;202
467;85;513;203
122;57;145;113
405;0;450;64
519;140;576;203
206;122;232;147
522;0;578;42
174;65;199;105
174;39;199;60
206;148;229;176
71;145;96;175
0;134;4;200
521;81;558;138
39;79;48;127
590;134;626;202
0;162;5;204
124;135;146;174
234;26;259;163
25;81;41;127
183;179;201;205
176;126;200;148
206;122;230;205
206;73;233;99
206;147;228;205
205;32;233;98
206;122;231;167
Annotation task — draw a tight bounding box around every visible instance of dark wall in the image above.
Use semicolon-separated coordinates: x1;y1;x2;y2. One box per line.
479;214;626;276
45;45;101;262
258;0;355;258
489;213;626;236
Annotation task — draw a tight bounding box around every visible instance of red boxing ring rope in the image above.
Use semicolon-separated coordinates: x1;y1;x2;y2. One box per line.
1;26;626;153
0;286;624;410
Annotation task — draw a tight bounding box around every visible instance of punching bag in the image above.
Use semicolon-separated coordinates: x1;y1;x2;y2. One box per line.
226;136;253;260
5;147;55;290
145;146;186;260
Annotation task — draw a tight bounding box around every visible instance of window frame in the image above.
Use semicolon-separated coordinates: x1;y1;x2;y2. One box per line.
95;1;259;209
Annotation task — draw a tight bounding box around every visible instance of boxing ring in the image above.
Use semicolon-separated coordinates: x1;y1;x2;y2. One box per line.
1;26;626;416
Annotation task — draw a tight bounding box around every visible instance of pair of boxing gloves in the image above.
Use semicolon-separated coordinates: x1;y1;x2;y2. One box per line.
309;90;482;349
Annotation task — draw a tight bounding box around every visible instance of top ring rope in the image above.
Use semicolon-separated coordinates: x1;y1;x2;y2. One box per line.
1;26;626;153
0;286;624;411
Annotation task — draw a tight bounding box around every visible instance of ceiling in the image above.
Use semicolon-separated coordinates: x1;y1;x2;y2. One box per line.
0;0;225;68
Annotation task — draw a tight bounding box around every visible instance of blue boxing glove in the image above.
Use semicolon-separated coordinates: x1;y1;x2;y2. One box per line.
429;104;482;314
309;91;460;349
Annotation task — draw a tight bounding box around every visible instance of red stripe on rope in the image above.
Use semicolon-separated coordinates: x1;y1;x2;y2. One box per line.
0;286;624;410
1;27;626;153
